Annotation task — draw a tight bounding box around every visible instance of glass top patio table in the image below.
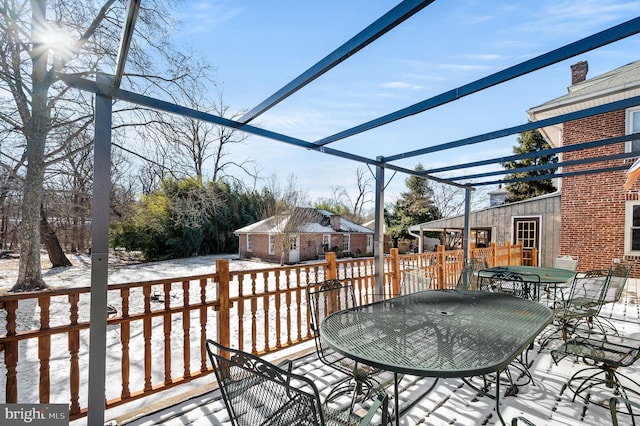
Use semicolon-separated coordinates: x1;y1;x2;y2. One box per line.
320;290;553;425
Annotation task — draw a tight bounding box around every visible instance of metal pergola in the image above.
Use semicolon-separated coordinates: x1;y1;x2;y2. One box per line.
56;1;640;423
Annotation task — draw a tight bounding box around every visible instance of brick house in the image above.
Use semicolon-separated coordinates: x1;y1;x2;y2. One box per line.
528;60;640;275
234;208;374;263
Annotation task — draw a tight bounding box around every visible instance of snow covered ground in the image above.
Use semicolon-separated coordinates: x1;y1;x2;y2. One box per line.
0;253;288;425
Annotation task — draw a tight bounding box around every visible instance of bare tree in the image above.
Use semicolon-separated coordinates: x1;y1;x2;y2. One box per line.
0;1;211;291
142;90;256;187
319;166;373;223
350;166;374;219
261;173;315;265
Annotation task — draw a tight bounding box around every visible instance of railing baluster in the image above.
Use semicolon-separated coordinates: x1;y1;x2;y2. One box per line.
237;275;245;352
200;278;208;372
38;296;51;403
275;271;283;349
143;285;152;392
68;294;81;416
4;300;18;403
182;280;191;379
121;288;131;399
164;282;172;384
262;271;270;352
250;272;257;354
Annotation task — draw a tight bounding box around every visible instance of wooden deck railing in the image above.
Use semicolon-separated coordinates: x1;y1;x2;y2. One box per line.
0;242;525;420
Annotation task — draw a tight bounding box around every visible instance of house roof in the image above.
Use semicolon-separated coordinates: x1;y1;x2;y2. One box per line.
409;191;561;232
234;208;374;235
527;60;640;147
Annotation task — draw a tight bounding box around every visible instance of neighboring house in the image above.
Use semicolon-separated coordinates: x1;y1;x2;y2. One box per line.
234;208;374;263
411;60;640;274
409;191;561;267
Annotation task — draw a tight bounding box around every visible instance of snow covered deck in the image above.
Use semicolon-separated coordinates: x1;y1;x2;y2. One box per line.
121;280;640;426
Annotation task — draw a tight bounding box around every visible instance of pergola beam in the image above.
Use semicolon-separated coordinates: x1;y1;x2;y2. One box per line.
385;95;640;162
114;0;140;89
238;0;435;124
59;73;470;189
472;164;629;187
314;16;640;147
421;133;640;175
451;150;639;183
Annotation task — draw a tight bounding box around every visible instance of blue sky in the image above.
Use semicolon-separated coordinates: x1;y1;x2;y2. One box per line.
170;0;640;206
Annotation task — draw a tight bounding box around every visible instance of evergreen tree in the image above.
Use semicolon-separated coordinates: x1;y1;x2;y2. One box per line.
387;165;441;246
503;129;558;202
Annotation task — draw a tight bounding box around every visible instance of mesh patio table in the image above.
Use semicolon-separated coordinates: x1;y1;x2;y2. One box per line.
320;290;553;425
478;266;576;285
478;265;577;301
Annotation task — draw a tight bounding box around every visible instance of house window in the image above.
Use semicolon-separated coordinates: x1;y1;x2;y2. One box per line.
246;234;252;252
322;234;331;252
342;234;350;252
626;107;640;153
268;234;275;255
366;235;373;252
624;201;640;254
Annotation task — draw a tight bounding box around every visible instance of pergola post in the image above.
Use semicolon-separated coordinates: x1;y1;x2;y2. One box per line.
87;73;113;425
463;187;472;264
374;156;385;300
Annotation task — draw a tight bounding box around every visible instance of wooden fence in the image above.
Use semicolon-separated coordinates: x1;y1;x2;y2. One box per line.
0;242;527;420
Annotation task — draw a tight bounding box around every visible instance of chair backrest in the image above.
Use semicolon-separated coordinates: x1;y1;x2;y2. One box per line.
399;268;433;295
455;258;487;290
206;339;325;426
456;265;475;290
603;264;632;304
467;257;489;269
553;255;579;271
307;279;358;371
564;269;612;316
477;269;541;299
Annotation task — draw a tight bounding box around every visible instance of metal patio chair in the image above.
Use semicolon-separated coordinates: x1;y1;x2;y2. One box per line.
205;339;389;426
610;396;640;426
455;257;487;290
398;268;433;295
477;268;541;300
543;254;579;305
551;333;640;425
553;254;579;271
538;268;612;350
307;279;396;406
594;263;633;335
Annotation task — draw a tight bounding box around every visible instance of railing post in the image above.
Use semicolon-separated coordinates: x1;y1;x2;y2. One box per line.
390;248;400;296
216;258;231;349
325;251;337;280
491;242;497;267
437;245;446;289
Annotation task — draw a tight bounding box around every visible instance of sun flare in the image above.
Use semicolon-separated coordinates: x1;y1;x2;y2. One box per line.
35;24;76;61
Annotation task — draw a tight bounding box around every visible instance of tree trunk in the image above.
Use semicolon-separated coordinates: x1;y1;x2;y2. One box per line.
12;1;50;292
40;204;72;268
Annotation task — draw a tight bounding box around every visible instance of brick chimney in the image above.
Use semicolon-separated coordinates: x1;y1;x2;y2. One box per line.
329;214;341;231
570;61;588;85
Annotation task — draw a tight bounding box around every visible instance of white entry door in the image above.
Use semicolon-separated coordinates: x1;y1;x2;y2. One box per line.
288;235;300;263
